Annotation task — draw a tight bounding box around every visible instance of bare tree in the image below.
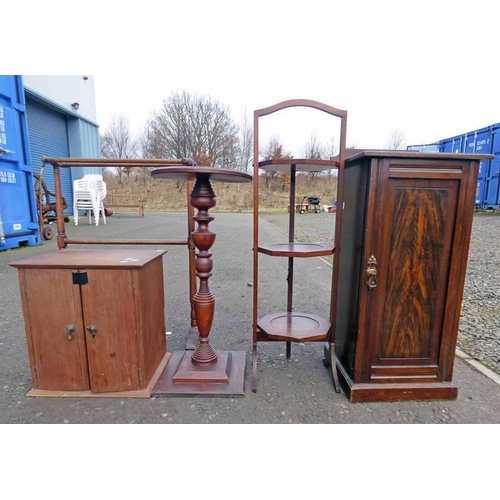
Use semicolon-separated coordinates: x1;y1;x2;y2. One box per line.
236;109;253;173
261;135;293;161
261;136;293;190
324;135;338;159
139;124;165;160
136;126;164;192
385;127;406;150
301;133;326;180
100;114;137;184
142;91;239;168
324;135;339;178
301;133;324;159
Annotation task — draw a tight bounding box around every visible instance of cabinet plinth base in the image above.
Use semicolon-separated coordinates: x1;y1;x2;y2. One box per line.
25;352;171;398
336;359;458;402
153;350;245;396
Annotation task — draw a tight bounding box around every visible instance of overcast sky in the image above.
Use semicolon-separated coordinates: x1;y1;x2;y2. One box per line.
9;0;500;156
92;71;498;155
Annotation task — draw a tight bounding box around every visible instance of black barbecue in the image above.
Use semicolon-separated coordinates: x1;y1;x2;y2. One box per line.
299;196;321;214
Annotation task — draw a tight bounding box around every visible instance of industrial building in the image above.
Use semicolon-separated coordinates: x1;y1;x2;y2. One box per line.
0;75;101;250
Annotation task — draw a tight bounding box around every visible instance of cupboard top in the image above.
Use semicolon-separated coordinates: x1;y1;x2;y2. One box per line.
9;249;167;269
345;150;493;164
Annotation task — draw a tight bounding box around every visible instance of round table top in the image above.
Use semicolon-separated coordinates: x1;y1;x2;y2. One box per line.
151;166;252;183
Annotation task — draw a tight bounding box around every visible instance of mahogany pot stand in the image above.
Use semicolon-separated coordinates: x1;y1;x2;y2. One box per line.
151;166;252;396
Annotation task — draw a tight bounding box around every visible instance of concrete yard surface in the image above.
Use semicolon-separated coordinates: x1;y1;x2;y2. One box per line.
0;211;499;424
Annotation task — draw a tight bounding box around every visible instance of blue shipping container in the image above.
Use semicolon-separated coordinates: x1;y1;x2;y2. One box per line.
0;75;40;250
438;123;500;209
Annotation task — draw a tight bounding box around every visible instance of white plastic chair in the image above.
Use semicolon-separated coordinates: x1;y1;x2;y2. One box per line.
82;174;104;183
73;175;107;226
94;178;107;225
73;178;99;226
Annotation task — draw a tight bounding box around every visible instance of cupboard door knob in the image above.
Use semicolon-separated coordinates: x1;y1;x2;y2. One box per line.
86;325;98;339
66;323;76;340
366;255;378;289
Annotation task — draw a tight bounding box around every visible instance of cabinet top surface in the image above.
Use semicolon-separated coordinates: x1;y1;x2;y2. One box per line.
345;149;494;163
9;249;167;269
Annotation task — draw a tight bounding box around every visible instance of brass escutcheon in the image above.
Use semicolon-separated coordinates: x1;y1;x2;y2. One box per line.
366;255;378;289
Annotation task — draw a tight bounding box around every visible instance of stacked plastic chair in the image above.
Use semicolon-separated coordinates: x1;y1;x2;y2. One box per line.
94;178;107;225
73;175;107;226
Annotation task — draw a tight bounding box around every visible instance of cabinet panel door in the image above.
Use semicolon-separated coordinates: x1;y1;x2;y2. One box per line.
80;269;140;393
135;258;167;385
362;160;469;383
22;269;90;391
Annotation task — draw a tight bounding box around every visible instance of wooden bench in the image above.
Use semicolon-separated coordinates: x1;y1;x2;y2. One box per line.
288;203;309;213
104;194;145;217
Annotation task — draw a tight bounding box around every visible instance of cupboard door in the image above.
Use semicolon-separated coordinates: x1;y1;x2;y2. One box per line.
361;159;471;383
134;257;167;385
21;269;90;391
80;269;140;393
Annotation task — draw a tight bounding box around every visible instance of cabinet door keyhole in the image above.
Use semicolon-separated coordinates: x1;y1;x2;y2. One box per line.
86;325;98;339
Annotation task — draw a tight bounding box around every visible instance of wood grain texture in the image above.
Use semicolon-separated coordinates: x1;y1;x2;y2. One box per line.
135;257;167;386
82;268;140;393
26;352;171;398
334;154;479;401
380;181;457;360
10;249;167;269
11;250;167;395
21;269;90;391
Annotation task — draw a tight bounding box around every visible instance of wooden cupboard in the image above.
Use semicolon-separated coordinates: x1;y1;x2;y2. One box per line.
10;249;168;396
335;151;492;402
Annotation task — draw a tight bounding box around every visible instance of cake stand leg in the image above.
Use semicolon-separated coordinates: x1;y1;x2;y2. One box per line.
323;342;341;393
252;343;258;393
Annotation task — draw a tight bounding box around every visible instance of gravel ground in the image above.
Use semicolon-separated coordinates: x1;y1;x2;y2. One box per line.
0;211;499;424
261;211;500;377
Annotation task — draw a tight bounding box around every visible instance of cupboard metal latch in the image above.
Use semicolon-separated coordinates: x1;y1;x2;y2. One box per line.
72;271;89;285
66;323;76;341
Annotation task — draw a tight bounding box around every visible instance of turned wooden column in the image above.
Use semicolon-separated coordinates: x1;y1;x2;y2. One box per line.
150;165;252;396
189;174;217;366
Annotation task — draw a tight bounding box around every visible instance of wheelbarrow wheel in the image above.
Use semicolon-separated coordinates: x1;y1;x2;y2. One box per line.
299;209;305;214
42;226;53;241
